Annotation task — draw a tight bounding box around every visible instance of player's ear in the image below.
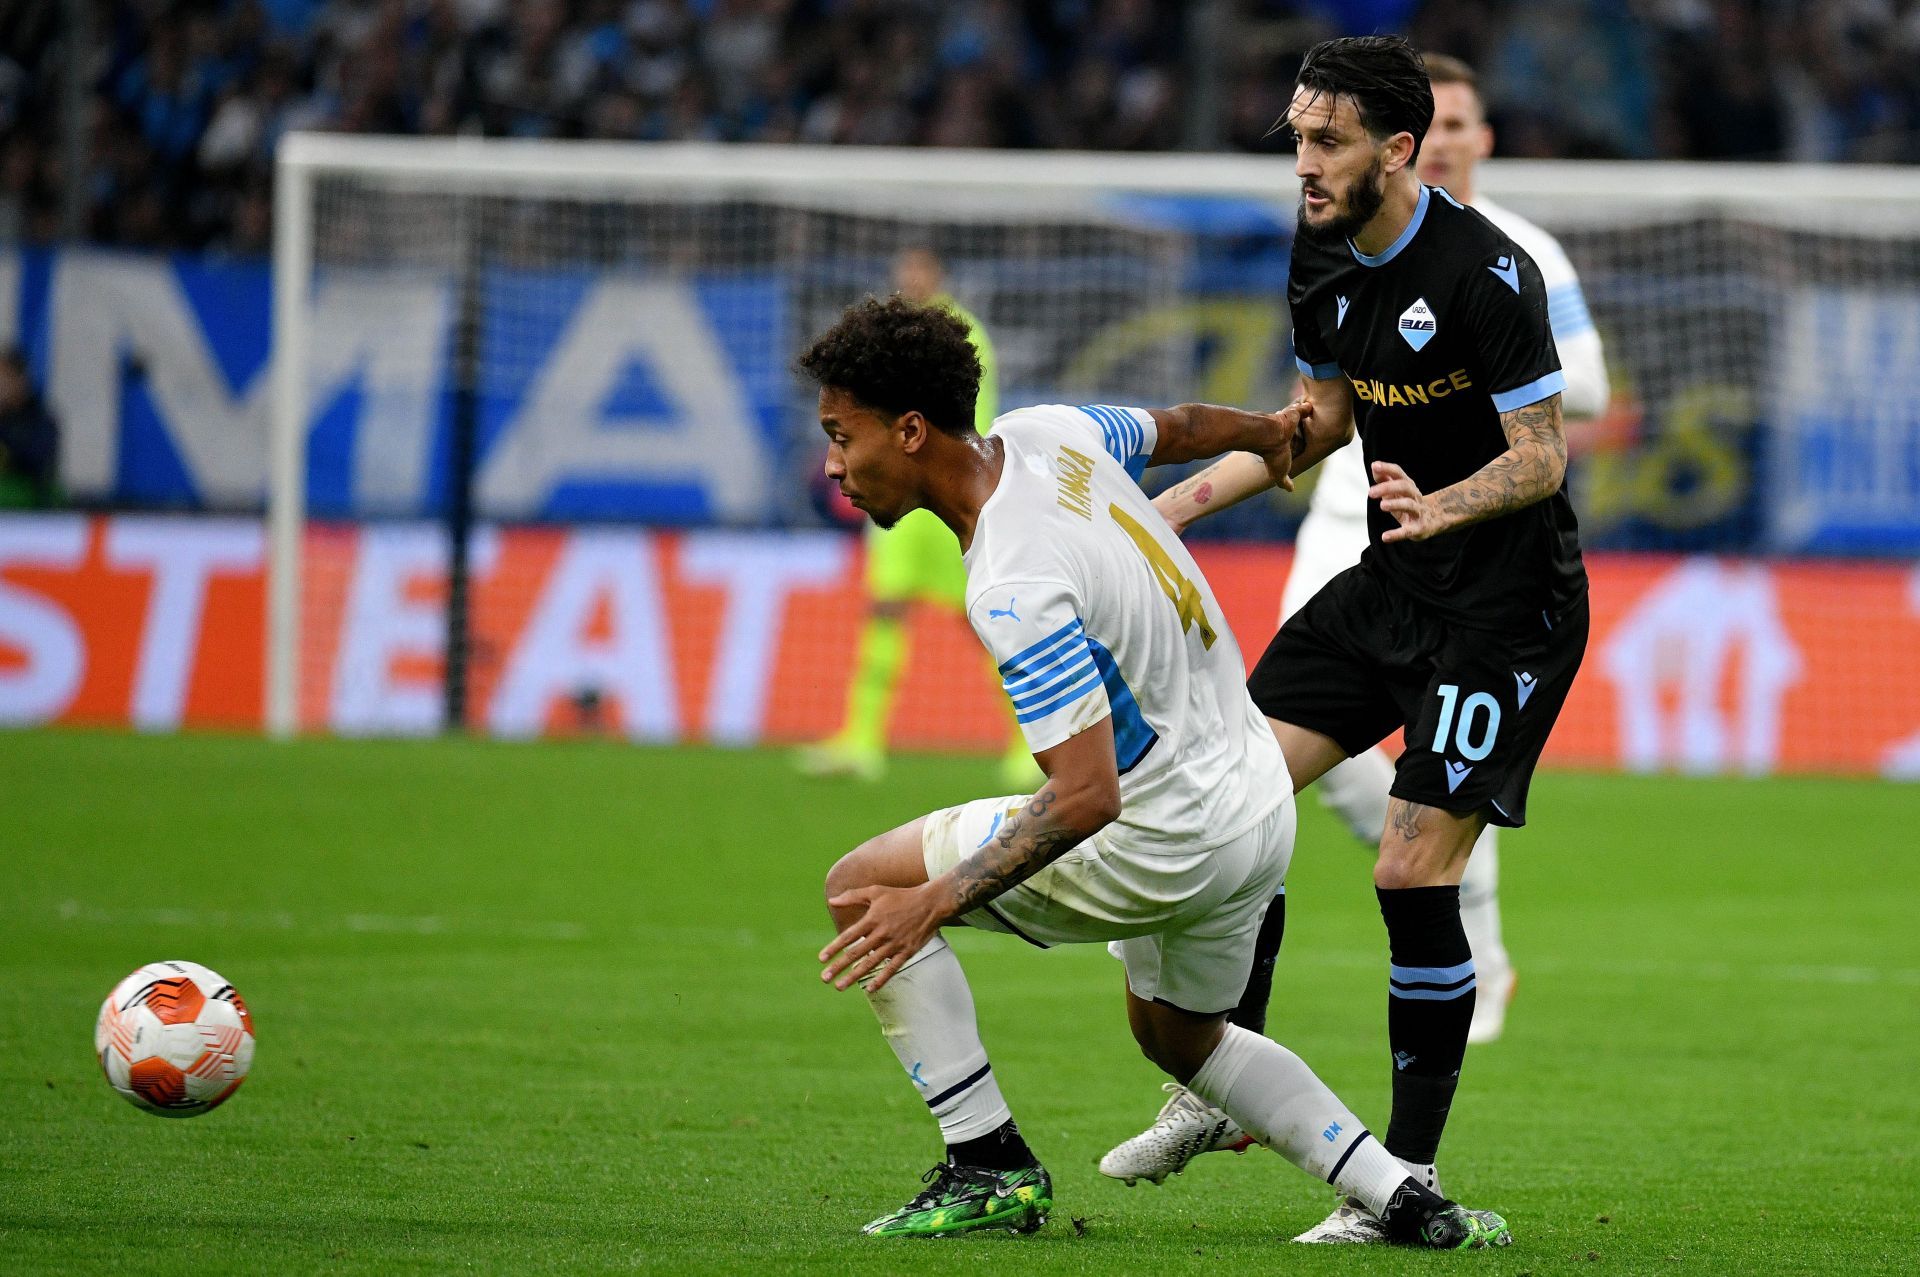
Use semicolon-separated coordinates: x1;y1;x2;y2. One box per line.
1384;130;1417;174
897;410;931;454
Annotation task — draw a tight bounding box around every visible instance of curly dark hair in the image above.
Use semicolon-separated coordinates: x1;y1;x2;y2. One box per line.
1296;35;1434;161
794;295;981;436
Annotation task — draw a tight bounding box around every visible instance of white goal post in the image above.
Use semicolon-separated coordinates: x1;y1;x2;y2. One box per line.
268;134;1920;739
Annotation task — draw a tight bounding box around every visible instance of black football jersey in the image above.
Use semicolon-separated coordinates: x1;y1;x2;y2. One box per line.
1289;184;1587;626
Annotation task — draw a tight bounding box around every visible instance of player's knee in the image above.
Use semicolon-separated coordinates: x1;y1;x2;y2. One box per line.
823;844;872;903
1372;843;1451;890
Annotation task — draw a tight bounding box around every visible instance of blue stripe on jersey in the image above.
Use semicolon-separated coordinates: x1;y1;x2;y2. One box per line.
1086;637;1158;772
1005;649;1098;712
1546;284;1595;338
1296;354;1341;381
1490;369;1567;413
1001;639;1091;700
1011;660;1102;723
996;618;1084;677
1077;404;1143;467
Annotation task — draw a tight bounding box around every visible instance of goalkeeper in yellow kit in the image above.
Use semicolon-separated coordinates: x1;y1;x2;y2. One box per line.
796;246;1040;788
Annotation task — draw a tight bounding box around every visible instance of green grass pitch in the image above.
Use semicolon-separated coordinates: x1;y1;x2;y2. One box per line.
3;730;1917;1274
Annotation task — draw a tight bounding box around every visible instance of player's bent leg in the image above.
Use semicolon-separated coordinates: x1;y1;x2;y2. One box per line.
1315;745;1395;844
1268;718;1349;795
1459;825;1516;1044
828;810;1051;1238
1126;992;1510;1249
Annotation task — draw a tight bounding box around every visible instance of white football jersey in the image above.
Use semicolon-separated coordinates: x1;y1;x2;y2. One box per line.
964;404;1288;853
1306;191;1610;519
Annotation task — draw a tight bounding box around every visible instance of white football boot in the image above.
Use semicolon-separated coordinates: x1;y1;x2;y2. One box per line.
1292;1160;1440;1244
1467;963;1517;1045
1098;1083;1255;1185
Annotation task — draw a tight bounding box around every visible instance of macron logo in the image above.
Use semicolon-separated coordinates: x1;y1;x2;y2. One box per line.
1488;255;1520;293
1336;295;1350;328
988;598;1020;622
1514;670;1537;709
1445;760;1473;793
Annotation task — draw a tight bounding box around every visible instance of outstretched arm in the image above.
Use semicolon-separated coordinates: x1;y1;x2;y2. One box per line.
1145;401;1306;484
1370;392;1567;542
820;722;1122;992
1154;374;1355;535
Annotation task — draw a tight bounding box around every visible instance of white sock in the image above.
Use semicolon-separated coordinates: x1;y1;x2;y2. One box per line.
1187;1024;1411;1216
1458;826;1508;979
862;935;1011;1143
1316;747;1394;845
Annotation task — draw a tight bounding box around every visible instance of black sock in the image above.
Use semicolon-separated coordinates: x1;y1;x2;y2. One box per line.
947;1119;1036;1171
1226;888;1287;1035
1376;1176;1452;1243
1378;885;1475;1166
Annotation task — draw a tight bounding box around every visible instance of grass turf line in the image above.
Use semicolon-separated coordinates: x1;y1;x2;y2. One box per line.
2;730;1917;1274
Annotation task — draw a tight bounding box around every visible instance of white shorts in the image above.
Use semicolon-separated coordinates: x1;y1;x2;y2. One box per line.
1280;510;1369;623
921;794;1295;1014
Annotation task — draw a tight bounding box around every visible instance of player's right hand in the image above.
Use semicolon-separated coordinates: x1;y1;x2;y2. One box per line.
1260;398;1312;493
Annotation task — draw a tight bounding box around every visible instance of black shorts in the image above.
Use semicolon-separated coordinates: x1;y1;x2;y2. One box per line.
1248;562;1588;827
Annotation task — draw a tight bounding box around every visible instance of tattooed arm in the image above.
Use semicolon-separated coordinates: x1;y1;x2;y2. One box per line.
1369;392;1567;544
819;723;1122;991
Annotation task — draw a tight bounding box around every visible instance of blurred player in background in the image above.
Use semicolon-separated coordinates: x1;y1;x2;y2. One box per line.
1102;36;1593;1242
802;296;1510;1248
796;247;1040;789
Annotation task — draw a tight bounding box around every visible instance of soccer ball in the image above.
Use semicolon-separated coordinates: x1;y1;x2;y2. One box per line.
95;961;255;1117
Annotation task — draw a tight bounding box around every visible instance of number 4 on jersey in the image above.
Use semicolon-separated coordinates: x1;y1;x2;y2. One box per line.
1109;503;1217;650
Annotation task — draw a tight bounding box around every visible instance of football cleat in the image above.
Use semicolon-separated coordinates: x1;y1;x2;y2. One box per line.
1292;1194;1391;1244
1467;963;1518;1045
1413;1204;1513;1249
1098;1083;1255;1186
793;738;885;783
860;1161;1052;1238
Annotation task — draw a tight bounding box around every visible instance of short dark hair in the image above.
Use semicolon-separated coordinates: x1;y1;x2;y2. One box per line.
1296;35;1435;160
795;295;980;436
1422;51;1479;94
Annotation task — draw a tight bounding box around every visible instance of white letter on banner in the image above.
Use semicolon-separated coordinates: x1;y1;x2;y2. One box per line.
331;524;501;736
49;251;448;510
306;269;453;512
487;530;677;740
0;516;88;723
475;280;770;521
1600;560;1803;774
677;532;850;743
49;250;270;503
105;517;263;731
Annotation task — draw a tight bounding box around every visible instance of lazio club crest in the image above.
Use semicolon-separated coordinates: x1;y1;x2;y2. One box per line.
1398;297;1437;352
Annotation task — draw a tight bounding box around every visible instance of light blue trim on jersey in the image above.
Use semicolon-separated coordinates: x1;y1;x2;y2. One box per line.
1296;354;1342;380
1086;637;1157;773
1349;182;1430;268
1491;369;1568;413
1004;643;1098;710
1546;283;1596;339
1077;404;1149;481
1432;183;1466;210
996;617;1085;676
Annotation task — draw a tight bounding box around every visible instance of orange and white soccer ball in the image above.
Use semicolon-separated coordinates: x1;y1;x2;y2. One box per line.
95;961;254;1117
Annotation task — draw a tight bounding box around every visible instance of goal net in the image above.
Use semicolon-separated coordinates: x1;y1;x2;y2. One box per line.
270;138;1920;764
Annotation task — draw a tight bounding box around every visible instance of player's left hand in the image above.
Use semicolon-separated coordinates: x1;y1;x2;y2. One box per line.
1369;460;1446;542
819;884;950;993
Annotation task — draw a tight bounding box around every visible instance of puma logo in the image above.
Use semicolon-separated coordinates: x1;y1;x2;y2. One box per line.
989;598;1020;622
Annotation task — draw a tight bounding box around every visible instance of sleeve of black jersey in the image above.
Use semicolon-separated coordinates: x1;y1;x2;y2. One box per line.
1464;244;1567;414
1286;241;1341;382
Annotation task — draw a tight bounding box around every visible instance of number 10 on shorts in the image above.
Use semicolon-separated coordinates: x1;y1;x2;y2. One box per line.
1432;684;1502;761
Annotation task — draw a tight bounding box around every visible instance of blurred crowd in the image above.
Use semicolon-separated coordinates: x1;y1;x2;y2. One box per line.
1;0;1917;252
